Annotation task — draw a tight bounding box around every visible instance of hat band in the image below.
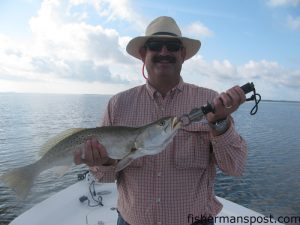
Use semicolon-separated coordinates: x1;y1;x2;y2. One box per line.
151;32;178;36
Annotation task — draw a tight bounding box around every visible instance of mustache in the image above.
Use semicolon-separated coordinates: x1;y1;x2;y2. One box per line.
152;55;176;63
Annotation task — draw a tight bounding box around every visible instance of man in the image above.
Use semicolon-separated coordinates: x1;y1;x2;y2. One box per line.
74;16;247;225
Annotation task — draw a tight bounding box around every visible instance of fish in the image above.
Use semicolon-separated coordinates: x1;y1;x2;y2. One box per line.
0;116;181;199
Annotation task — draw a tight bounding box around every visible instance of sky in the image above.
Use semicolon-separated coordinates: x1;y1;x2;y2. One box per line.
0;0;300;101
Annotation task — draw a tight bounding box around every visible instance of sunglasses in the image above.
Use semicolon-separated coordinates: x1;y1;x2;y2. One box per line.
145;40;183;52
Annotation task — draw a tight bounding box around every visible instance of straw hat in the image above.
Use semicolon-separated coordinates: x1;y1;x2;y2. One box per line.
126;16;201;60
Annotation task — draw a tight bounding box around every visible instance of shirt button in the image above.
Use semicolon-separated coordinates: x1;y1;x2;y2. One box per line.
157;172;161;177
211;140;217;145
157;222;162;225
156;198;161;203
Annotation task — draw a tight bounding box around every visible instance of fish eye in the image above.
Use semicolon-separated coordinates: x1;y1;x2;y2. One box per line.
159;120;166;126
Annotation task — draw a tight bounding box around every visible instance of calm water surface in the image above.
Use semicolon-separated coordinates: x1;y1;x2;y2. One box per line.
0;94;299;224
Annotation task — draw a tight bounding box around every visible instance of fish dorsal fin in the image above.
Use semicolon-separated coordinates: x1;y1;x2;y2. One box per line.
39;128;84;157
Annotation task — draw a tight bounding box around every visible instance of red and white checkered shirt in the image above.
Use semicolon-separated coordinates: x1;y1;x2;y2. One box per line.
91;78;247;225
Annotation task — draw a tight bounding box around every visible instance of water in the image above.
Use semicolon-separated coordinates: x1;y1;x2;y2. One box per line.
215;101;300;224
0;93;110;224
0;94;299;224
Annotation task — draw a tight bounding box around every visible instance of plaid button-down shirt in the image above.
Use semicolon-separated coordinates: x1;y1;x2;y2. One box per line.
91;78;247;225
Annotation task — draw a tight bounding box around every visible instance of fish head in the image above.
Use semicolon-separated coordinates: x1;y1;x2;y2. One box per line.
136;116;182;155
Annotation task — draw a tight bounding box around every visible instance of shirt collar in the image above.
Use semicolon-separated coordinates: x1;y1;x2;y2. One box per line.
146;77;184;99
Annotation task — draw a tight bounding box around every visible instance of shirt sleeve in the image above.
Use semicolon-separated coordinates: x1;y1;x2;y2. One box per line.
210;118;247;176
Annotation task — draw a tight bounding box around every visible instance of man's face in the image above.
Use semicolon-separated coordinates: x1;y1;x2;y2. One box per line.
140;38;186;81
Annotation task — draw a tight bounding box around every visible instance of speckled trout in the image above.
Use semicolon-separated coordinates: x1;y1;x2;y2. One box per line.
1;116;181;199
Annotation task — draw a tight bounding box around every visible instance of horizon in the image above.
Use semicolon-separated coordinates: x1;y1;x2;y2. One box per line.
2;91;300;103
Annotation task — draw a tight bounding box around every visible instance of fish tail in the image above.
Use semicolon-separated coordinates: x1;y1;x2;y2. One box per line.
0;163;39;199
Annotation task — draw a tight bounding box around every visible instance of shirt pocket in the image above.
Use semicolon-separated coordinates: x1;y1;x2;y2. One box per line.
173;123;211;169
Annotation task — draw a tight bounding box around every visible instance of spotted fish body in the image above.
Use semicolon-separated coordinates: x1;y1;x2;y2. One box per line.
0;116;181;199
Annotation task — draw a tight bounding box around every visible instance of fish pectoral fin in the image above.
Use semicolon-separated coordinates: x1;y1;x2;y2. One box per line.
116;146;145;172
115;157;135;172
116;150;144;172
52;165;71;177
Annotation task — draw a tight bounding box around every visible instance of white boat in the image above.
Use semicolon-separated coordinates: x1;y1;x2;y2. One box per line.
9;173;283;225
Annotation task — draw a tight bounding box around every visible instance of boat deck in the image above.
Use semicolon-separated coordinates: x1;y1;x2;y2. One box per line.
9;177;283;225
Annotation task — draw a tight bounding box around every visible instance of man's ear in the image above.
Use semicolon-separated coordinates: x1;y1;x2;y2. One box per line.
139;47;147;63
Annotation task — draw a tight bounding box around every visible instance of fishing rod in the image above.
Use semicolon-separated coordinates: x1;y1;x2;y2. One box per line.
179;82;261;127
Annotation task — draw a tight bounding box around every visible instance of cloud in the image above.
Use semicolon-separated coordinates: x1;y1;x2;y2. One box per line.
28;0;131;63
183;56;239;83
235;60;300;89
238;60;281;79
0;0;142;86
185;22;214;38
73;0;147;31
0;0;299;100
267;0;300;7
287;15;300;30
266;0;300;30
31;57;130;83
183;56;300;94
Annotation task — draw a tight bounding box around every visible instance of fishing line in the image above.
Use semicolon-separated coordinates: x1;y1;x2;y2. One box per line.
89;181;103;207
77;172;111;225
142;63;148;79
78;171;104;208
245;86;261;115
79;181;103;207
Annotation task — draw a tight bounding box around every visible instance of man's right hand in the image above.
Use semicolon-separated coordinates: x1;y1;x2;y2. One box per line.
73;137;116;167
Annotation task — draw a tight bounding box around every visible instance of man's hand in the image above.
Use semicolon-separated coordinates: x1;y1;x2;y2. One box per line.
206;86;246;123
73;137;116;167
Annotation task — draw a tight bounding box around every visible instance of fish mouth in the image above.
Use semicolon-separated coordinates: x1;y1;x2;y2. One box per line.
172;117;182;130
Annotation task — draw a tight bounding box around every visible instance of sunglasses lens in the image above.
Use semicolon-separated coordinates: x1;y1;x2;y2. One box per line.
146;41;182;52
147;42;164;51
165;42;182;52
